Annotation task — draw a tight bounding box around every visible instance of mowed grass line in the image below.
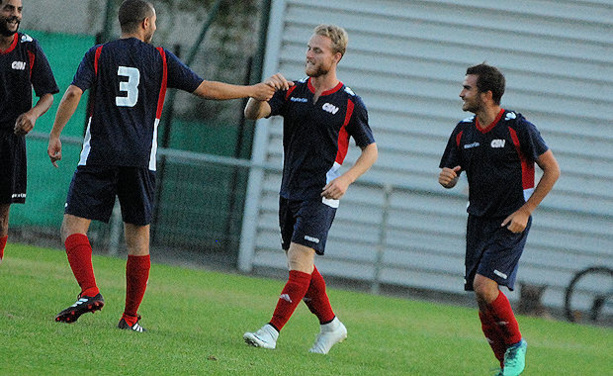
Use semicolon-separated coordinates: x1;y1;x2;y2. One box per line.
1;243;611;375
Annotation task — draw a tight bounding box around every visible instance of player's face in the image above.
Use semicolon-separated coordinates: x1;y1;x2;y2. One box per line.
0;0;22;37
305;34;339;77
460;74;484;113
143;10;157;44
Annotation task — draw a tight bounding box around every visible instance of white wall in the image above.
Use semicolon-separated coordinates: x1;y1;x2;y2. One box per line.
240;0;613;310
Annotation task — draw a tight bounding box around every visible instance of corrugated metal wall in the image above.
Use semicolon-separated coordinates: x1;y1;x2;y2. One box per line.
239;0;613;309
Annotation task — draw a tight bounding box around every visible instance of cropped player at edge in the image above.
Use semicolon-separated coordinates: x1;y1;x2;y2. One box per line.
439;63;559;376
0;0;58;265
243;24;378;354
47;0;275;332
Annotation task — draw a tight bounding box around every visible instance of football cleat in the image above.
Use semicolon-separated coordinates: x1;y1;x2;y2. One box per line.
55;293;105;323
502;339;527;376
243;324;278;349
309;317;347;354
118;314;146;332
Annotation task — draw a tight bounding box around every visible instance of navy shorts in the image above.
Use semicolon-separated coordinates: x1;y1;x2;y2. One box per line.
279;197;337;255
0;132;27;204
464;214;532;291
65;165;156;225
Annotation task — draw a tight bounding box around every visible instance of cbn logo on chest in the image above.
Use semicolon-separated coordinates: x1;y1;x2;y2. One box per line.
11;61;26;70
322;103;339;115
490;139;506;148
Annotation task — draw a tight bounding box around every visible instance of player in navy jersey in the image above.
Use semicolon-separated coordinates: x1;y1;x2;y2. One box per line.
439;63;559;376
47;0;275;332
242;24;378;354
0;0;58;265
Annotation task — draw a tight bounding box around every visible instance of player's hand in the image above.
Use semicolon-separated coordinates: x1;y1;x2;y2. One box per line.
14;112;37;136
439;166;461;188
321;176;351;200
48;137;62;168
501;208;530;233
250;82;276;102
264;73;294;91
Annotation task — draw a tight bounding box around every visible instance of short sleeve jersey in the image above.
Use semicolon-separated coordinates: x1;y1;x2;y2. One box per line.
72;37;203;170
268;77;375;200
0;32;59;131
439;109;549;218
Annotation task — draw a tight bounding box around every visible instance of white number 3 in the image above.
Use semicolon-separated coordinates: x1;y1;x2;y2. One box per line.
116;66;140;107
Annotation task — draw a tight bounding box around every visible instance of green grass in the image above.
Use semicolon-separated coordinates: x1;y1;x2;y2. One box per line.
1;243;611;375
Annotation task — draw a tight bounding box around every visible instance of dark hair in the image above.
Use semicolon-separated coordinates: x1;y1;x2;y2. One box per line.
118;0;154;33
466;63;505;105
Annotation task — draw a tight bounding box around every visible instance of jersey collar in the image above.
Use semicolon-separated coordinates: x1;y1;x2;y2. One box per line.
0;33;18;55
475;108;505;134
307;77;344;96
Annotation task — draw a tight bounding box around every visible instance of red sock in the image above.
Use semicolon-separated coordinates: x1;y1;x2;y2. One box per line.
123;255;150;325
65;234;99;297
0;235;7;261
269;270;312;331
488;291;522;346
479;310;506;366
303;266;335;324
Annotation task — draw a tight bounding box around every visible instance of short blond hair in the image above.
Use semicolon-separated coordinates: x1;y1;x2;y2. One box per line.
313;24;348;58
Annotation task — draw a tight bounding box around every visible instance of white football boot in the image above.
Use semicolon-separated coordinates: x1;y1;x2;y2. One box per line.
243;324;279;349
309;317;347;354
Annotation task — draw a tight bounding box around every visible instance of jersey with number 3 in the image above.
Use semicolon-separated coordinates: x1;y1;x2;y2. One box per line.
71;37;203;170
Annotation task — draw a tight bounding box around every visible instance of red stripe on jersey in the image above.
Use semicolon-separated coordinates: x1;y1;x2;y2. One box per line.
335;99;354;164
94;45;103;75
508;127;535;190
284;85;297;100
307;78;343;96
0;34;18;54
155;47;168;119
27;50;35;78
476;109;505;134
456;130;463;147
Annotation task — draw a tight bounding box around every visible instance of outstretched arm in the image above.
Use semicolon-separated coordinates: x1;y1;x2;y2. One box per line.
244;73;293;120
14;93;55;135
193;80;275;102
48;85;83;168
501;149;560;232
321;142;378;200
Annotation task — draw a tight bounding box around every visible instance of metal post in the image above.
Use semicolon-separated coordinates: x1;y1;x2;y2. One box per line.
371;184;392;294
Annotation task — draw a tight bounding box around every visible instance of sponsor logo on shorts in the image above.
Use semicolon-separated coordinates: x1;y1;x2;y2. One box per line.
12;61;26;70
494;269;508;279
304;235;320;244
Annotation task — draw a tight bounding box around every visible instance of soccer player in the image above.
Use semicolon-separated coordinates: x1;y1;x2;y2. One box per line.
242;24;378;354
48;0;276;331
438;63;560;376
0;0;58;265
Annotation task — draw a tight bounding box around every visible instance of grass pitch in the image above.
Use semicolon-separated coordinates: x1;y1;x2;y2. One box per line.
1;243;611;375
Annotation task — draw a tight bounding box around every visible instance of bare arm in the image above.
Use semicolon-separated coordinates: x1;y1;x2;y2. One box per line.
321;142;378;200
193;80;275;101
48;85;83;167
244;73;293;120
14;93;55;135
502;149;560;232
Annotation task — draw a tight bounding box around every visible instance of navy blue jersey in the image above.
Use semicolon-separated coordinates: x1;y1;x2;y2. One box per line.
0;32;58;131
439;109;549;218
268;77;375;201
72;37;203;169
